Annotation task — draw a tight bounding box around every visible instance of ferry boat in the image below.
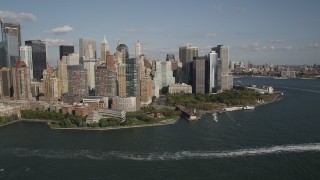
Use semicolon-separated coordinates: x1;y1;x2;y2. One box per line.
243;106;255;110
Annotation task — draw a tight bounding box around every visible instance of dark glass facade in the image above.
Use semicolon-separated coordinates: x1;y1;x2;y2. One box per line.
59;45;74;60
25;40;47;80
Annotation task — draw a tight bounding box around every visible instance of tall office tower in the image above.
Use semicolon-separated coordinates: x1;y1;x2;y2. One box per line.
117;64;127;97
59;45;74;60
57;60;68;94
79;38;96;60
67;65;88;97
114;50;123;65
0;22;21;68
152;61;175;90
83;58;97;90
212;45;233;91
166;54;175;61
169;59;182;83
12;61;32;100
116;43;129;64
140;77;153;105
43;67;60;102
135;40;141;58
25;40;47;80
61;53;79;65
179;44;198;83
95;66;117;97
192;56;206;94
125;58;137;97
106;53;116;72
0;67;12;99
100;35;109;63
208;51;218;91
20;46;33;80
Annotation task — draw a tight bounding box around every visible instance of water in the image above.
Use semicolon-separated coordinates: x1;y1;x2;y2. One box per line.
1;77;320;179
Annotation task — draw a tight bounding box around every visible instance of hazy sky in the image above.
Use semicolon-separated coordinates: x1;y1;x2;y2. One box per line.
1;0;320;66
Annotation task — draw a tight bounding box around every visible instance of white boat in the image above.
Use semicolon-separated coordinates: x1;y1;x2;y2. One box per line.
243;106;255;110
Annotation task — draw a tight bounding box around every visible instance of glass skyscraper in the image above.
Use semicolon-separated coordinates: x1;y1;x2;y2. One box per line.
25;40;47;80
0;23;21;68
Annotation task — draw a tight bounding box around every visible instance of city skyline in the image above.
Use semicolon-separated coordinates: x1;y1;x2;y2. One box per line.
1;0;320;66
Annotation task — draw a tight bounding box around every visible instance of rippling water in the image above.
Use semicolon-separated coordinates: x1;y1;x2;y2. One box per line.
1;77;320;179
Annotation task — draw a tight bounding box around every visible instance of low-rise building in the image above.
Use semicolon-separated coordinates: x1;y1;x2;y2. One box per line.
97;108;126;122
168;83;192;94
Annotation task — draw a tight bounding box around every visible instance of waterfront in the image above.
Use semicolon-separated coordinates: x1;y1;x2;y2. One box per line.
1;77;320;179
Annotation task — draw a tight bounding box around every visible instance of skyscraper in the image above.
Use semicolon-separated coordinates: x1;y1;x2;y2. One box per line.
1;22;21;68
135;40;141;58
12;61;32;100
179;44;198;83
100;35;109;63
212;45;233;91
152;61;175;90
25;40;47;80
126;58;137;97
79;38;96;60
95;66;117;97
0;67;12;99
67;65;88;97
208;51;218;90
20;46;33;80
116;43;129;64
59;45;74;60
192;57;206;94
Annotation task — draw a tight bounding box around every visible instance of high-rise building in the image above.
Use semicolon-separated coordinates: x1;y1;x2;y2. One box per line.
61;53;79;65
67;65;87;97
57;60;68;94
0;67;12;99
116;43;129;64
20;46;33;80
59;45;74;60
140;77;153;105
43;67;60;102
95;65;117;97
12;61;32;100
117;64;126;97
25;40;47;80
79;38;96;60
135;40;141;58
192;56;206;94
208;51;218;90
0;22;21;68
83;58;97;90
179;44;198;83
100;35;109;63
126;58;137;97
212;45;233;91
152;61;175;90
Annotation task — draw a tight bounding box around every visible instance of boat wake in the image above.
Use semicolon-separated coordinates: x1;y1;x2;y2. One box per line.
2;143;320;161
212;113;218;122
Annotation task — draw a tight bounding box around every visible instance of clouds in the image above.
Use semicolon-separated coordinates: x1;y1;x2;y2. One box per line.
309;43;320;49
51;25;74;35
0;10;37;22
238;43;292;52
45;38;65;46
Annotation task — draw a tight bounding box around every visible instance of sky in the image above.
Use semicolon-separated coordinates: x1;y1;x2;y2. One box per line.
1;0;320;67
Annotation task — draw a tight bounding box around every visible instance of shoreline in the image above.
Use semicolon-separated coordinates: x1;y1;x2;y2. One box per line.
198;93;283;114
0;117;179;131
49;117;179;131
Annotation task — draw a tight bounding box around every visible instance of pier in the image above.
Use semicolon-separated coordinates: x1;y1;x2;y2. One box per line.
176;105;198;121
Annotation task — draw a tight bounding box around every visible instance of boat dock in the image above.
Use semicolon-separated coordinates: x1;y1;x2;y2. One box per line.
176;105;198;121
